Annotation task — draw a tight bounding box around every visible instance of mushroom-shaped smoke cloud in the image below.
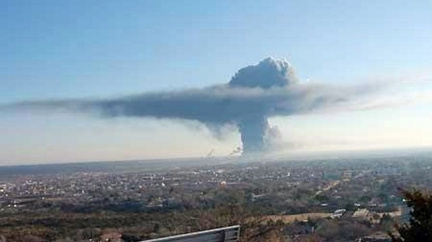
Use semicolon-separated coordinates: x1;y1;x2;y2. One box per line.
228;58;297;153
2;58;384;155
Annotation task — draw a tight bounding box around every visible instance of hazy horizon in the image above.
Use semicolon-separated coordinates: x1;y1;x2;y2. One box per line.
1;145;431;167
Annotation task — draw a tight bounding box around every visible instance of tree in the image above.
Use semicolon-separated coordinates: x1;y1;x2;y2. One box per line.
391;189;432;241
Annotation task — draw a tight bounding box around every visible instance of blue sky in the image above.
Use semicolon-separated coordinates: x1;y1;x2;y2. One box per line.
1;1;431;164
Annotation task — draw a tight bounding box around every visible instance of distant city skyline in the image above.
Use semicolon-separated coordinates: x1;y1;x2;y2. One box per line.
1;1;431;165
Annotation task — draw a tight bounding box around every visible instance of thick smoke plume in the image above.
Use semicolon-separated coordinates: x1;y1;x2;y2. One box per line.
2;58;389;154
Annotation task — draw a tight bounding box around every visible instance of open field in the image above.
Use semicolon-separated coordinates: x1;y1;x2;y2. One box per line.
251;213;332;224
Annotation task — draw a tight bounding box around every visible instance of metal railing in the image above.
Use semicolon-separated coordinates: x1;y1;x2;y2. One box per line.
143;225;240;242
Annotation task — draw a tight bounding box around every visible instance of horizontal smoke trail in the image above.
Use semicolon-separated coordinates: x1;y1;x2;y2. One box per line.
1;58;416;154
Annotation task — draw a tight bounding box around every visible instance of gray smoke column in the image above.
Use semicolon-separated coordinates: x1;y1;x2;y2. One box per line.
2;57;384;155
228;57;297;153
238;114;269;153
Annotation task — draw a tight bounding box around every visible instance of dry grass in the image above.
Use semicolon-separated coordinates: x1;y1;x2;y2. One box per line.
250;212;331;224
